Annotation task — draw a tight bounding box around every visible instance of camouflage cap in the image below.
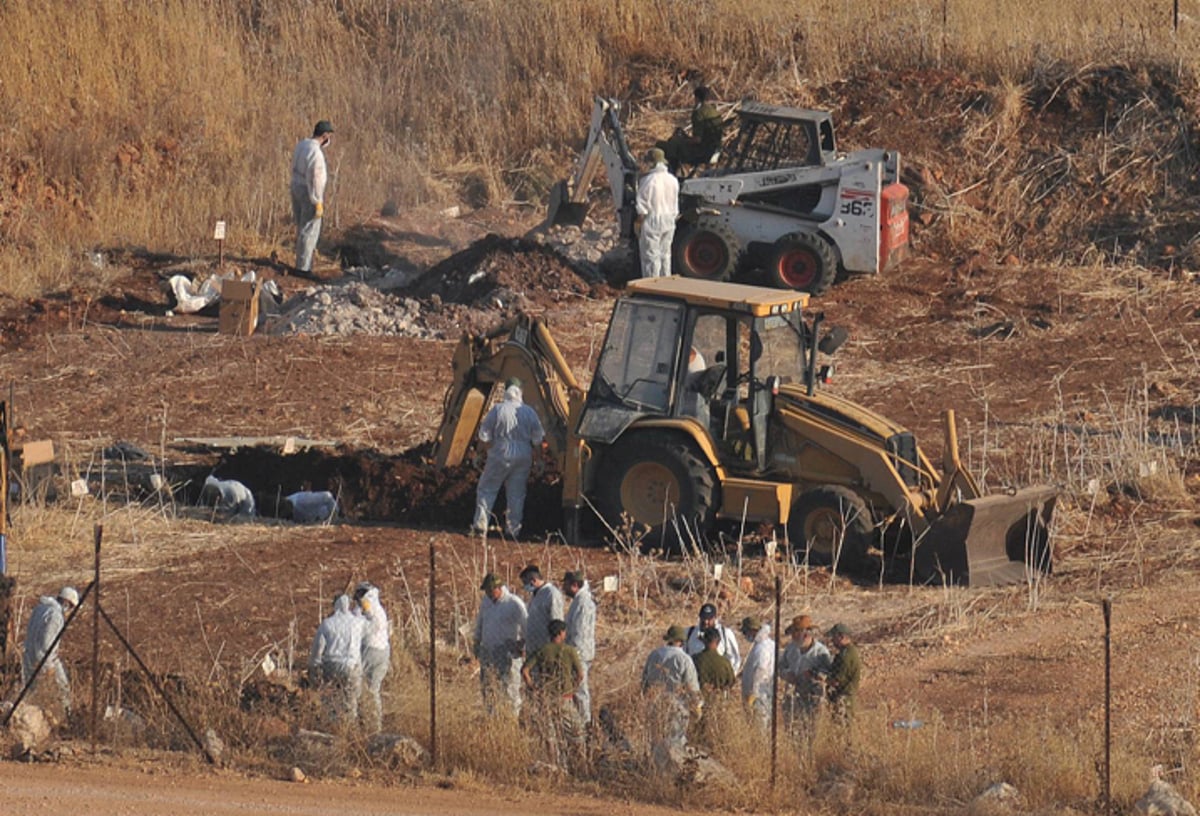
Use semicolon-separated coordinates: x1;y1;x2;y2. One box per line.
480;573;501;592
664;625;687;643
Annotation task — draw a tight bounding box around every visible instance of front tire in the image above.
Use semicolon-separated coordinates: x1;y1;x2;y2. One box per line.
767;232;837;295
787;486;874;571
596;432;718;552
673;222;740;281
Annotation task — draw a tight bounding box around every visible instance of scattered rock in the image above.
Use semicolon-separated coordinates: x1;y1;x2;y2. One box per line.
290;766;308;783
1135;777;1197;816
203;727;226;766
4;703;51;756
967;781;1023;816
366;732;429;768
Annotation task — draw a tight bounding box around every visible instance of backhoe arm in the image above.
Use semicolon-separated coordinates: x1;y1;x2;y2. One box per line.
433;315;583;470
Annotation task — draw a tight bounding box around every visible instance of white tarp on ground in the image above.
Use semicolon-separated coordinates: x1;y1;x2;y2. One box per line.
168;270;259;314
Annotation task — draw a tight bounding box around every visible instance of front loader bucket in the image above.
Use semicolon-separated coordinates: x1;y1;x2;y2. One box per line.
912;486;1057;587
546;180;590;227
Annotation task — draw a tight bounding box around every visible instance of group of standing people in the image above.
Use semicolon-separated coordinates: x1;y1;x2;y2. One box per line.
642;602;861;756
471;567;596;769
307;581;391;732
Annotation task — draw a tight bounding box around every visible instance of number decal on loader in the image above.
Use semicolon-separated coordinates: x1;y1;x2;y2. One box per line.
839;191;875;218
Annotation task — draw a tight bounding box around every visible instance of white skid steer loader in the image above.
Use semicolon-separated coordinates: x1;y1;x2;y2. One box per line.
547;97;910;296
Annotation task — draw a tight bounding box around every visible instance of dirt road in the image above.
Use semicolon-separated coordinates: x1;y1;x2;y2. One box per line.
0;762;675;816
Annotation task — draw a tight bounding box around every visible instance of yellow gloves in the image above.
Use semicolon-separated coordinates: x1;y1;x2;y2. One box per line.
315;201;324;219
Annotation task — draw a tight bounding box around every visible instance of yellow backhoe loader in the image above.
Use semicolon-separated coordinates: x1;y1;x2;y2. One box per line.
434;278;1056;586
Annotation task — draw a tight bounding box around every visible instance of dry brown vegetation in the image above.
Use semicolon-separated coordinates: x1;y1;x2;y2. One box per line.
0;2;1198;814
2;0;1200;295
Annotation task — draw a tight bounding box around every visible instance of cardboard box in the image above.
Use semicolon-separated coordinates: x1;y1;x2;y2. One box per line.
219;279;262;336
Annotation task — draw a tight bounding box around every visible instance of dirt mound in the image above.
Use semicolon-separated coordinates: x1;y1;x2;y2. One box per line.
409;233;599;308
267;234;606;340
206;442;565;534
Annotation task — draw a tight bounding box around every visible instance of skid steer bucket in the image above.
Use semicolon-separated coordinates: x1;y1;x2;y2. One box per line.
912;486;1057;586
546;180;590;228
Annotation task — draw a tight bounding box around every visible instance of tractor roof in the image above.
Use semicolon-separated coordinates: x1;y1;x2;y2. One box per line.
624;277;809;316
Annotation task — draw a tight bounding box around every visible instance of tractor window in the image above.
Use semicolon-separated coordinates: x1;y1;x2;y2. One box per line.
753;313;807;384
593;299;682;413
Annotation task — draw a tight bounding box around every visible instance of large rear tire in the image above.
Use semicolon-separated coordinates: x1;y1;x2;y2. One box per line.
596;432;718;552
787;486;874;571
673;222;740;281
767;232;837;295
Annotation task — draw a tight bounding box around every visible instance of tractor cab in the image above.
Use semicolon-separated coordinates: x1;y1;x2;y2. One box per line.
577;277;812;473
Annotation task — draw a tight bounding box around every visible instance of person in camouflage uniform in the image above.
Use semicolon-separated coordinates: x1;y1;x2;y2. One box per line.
522;619;585;770
658;86;726;175
822;622;861;724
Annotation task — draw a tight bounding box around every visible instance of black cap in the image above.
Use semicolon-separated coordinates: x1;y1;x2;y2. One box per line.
313;120;335;137
699;603;717;620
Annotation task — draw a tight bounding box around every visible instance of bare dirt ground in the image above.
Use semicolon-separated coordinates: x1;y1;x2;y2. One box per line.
0;759;680;816
0;178;1197;810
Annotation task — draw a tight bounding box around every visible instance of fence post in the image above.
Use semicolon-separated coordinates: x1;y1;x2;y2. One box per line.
91;524;102;750
1103;596;1112;816
429;538;438;767
771;575;781;792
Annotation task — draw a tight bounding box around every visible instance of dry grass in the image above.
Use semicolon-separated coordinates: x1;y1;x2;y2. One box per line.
0;0;1197;294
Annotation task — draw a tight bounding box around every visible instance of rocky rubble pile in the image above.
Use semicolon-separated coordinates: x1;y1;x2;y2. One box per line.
267;282;436;338
265;232;608;339
528;218;627;278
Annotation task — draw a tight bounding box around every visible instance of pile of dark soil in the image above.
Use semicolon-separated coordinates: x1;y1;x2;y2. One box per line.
410;234;598;308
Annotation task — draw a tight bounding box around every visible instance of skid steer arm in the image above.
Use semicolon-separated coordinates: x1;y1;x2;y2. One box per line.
547;96;640;235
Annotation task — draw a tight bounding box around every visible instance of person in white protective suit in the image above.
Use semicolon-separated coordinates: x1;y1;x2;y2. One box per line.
641;624;701;764
308;594;366;725
635;146;680;278
739;616;775;729
352;582;391;733
472;573;528;716
22;586;79;716
471;377;545;539
562;570;596;725
520;564;564;659
201;475;255;518
284;490;337;523
290;120;334;274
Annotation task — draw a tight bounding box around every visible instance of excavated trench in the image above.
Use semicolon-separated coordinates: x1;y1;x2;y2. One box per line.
176;443;567;535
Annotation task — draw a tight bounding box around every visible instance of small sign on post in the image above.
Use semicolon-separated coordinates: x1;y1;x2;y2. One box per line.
213;220;226;270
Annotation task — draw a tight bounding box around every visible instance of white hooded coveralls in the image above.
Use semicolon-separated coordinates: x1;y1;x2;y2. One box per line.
203;475;255;517
309;595;366;723
741;624;775;727
473;385;545;537
564;582;596;723
472;586;528;714
636;162;680;278
286;490;337;523
355;587;391;732
290;136;328;272
22;596;72;711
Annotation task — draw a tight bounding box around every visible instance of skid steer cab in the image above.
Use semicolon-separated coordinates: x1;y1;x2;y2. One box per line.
434;277;1055;587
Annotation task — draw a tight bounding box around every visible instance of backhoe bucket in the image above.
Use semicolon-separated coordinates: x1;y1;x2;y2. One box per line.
546;180;590;227
912;486;1057;587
